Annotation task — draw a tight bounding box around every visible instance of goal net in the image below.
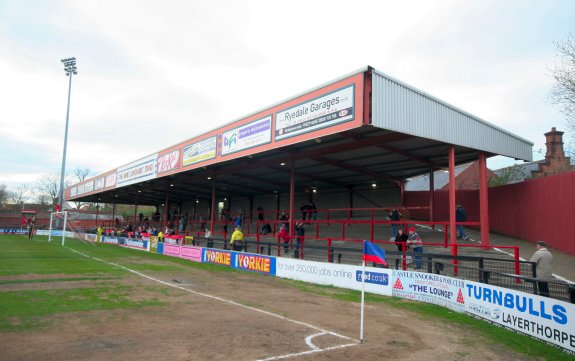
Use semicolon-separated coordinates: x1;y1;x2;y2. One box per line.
48;211;68;245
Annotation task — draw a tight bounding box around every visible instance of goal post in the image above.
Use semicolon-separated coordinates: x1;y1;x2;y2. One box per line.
48;211;68;246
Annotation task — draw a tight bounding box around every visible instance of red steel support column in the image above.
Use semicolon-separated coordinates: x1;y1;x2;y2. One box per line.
429;165;435;229
210;177;216;234
163;192;169;229
478;152;490;249
289;156;295;238
448;146;457;254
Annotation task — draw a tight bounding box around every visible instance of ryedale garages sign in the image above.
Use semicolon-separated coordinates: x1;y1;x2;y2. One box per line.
275;85;355;140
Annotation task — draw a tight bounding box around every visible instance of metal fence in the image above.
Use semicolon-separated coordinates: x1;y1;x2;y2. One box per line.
188;236;575;304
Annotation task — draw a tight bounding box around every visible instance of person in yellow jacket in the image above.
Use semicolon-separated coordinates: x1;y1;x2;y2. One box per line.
158;230;164;242
230;226;244;252
96;226;103;244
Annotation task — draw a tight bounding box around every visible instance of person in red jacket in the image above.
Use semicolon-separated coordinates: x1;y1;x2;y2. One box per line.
278;225;291;255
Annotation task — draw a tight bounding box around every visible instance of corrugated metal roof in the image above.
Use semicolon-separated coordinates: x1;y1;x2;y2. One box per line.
371;69;533;162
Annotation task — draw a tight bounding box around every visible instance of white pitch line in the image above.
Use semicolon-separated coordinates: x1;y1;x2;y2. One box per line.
65;247;360;359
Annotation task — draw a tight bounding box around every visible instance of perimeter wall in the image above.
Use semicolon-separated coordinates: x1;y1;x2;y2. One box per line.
404;171;575;256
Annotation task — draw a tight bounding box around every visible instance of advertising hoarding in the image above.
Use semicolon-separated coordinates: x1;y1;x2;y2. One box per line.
275;85;355;140
116;154;158;187
275;258;392;296
465;281;575;353
391;270;467;313
221;115;272;156
182;137;217;166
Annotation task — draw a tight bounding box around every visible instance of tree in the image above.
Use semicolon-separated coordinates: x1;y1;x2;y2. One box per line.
72;167;92;209
0;184;8;206
73;168;91;182
550;33;575;163
488;165;529;187
35;174;61;209
8;184;30;206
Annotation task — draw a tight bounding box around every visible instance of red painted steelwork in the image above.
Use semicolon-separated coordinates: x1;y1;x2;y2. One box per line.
404;171;575;256
478;153;490;248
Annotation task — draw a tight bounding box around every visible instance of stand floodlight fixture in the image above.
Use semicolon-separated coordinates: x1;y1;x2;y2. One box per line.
57;57;78;218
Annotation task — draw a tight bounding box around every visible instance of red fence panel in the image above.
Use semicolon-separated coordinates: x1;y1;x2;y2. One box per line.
404;171;575;256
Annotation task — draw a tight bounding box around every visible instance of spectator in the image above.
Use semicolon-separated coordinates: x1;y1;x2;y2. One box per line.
529;241;553;297
300;204;309;220
179;214;188;233
205;228;213;248
395;227;408;252
456;204;469;241
295;222;305;258
279;212;289;229
278;225;291;255
260;223;272;235
234;214;242;228
26;217;35;240
257;205;264;221
309;201;317;220
199;215;206;231
389;207;401;238
407;227;423;269
158;230;164;242
230;226;244;252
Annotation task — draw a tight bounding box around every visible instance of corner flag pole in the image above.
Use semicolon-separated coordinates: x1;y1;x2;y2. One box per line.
360;241;366;343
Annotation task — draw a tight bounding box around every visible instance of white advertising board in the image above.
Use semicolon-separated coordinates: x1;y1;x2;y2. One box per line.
275;85;355;140
116;154;158;187
391;270;467;313
221;116;272;155
465;281;575;353
276;258;392;296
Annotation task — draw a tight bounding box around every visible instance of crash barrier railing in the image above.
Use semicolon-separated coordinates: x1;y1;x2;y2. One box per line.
184;229;522;276
177;235;575;303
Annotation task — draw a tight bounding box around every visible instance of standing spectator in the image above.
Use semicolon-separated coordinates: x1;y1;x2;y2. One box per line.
299;204;308;220
309;201;317;220
230;226;244;252
278;225;291;255
395;227;408;252
199;215;205;231
389;207;401;238
530;241;553;297
234;214;242;228
205;228;213;248
97;225;103;244
257;205;264;221
407;227;423;269
280;212;289;229
295;222;305;258
139;213;143;223
456;204;469;241
26;217;35;240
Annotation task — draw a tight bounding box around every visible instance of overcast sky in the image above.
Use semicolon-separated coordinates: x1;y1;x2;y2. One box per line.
1;0;574;196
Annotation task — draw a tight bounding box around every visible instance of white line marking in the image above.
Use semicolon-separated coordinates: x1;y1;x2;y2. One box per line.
305;332;325;350
255;342;358;361
65;247;360;360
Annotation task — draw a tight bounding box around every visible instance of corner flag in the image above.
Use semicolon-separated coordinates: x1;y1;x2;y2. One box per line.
360;240;388;343
362;240;388;267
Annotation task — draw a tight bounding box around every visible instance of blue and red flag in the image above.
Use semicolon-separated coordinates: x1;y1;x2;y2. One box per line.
362;240;388;267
